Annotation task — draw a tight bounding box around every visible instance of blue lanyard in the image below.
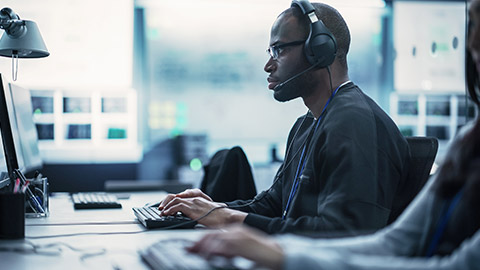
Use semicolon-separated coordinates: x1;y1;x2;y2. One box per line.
282;82;349;220
425;188;464;257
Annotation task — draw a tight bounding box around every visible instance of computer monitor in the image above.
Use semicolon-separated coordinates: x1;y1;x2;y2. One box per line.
8;83;43;173
0;73;24;188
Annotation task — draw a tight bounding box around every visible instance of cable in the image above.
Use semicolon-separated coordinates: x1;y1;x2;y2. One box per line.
192;205;228;223
326;65;333;95
25;230;147;240
0;239;107;260
149;204;229;231
26;220;140;226
0;238;146;270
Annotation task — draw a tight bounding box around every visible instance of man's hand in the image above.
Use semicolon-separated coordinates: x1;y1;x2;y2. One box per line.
187;225;284;270
160;195;247;227
158;188;212;211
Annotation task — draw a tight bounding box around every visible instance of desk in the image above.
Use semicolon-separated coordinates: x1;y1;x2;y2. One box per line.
0;191;205;270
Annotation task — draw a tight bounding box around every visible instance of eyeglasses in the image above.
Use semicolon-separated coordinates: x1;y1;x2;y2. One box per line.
266;40;306;60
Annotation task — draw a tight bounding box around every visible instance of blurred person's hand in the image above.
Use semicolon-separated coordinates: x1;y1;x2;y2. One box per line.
188;225;284;270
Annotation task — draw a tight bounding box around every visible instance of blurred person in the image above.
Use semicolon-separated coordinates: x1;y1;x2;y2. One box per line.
158;1;410;235
186;0;480;268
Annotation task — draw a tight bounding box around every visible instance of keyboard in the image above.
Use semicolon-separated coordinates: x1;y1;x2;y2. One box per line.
140;239;241;270
71;192;122;209
133;206;197;229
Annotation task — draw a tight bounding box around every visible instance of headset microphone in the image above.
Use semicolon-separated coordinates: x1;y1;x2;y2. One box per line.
273;62;319;91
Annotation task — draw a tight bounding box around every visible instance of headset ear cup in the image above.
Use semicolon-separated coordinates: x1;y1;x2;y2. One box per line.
291;0;337;68
306;20;337;67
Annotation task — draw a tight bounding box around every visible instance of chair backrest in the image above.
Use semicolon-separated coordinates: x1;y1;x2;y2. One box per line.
387;136;439;224
200;146;257;202
406;136;439;194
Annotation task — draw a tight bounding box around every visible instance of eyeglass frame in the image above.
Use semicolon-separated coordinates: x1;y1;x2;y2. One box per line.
266;40;306;60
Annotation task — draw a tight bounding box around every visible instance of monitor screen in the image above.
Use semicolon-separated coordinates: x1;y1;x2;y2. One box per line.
8;83;43;173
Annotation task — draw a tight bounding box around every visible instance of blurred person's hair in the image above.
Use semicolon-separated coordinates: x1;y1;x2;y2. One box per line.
434;17;480;206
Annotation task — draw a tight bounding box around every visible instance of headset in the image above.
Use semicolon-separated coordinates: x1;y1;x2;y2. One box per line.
273;0;337;91
291;0;337;68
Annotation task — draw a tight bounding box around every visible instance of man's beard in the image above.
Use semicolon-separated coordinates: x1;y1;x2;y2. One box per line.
273;70;315;102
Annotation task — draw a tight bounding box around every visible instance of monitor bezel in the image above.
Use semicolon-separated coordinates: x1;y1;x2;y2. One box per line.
0;74;22;190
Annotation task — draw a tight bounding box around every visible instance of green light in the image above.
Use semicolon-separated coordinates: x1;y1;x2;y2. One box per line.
176;117;187;128
190;158;203;171
177;102;188;114
170;129;182;137
147;28;160;40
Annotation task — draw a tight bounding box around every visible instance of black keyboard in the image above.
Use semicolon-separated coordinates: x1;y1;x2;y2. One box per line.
140;239;241;270
71;192;122;209
132;206;197;229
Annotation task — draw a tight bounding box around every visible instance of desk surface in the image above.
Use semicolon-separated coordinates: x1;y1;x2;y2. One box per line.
0;191;206;270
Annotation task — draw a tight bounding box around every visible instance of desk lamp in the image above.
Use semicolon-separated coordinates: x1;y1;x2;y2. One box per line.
0;7;49;81
0;7;47;191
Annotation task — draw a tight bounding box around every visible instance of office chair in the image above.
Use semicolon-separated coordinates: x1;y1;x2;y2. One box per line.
200;146;257;202
387;136;439;224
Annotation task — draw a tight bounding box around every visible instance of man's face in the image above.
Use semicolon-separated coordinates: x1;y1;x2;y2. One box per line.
264;13;312;102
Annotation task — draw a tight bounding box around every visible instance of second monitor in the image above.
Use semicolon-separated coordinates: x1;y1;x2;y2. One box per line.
8;83;43;174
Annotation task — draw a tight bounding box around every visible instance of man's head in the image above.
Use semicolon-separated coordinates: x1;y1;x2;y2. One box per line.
265;2;350;102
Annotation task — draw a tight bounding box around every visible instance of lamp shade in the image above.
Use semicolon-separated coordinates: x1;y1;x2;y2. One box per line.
0;20;49;58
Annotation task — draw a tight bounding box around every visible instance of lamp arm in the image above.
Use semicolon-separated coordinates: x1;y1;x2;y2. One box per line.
0;7;26;39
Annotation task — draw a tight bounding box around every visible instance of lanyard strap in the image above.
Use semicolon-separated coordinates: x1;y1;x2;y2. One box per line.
425;188;464;257
282;81;350;220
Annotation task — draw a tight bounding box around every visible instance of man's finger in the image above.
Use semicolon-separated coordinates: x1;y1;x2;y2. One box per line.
157;194;178;210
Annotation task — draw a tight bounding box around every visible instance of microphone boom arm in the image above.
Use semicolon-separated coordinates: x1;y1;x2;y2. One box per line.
274;62;320;90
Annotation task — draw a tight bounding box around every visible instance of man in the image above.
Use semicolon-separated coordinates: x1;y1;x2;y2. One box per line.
159;1;410;235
